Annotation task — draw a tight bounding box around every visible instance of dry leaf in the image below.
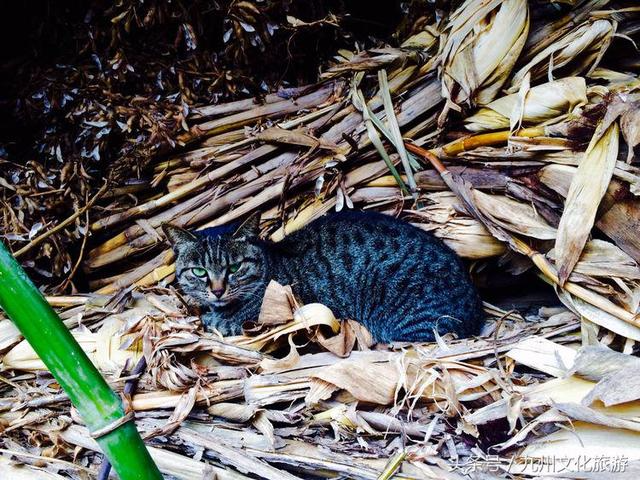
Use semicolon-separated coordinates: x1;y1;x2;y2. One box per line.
441;0;529;110
621;104;640;163
505;336;577;377
472;190;557;239
465;77;586;132
316;319;373;357
311;359;400;405
258;281;296;326
554;122;619;285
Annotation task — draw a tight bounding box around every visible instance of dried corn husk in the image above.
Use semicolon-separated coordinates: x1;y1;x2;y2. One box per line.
509;19;615;92
2;314;142;372
515;422;640;475
556;290;640;341
0;457;70;480
554;122;619;285
464;77;587;132
548;239;640;280
441;0;529;111
472;189;557;239
621;102;640;163
60;425;251;480
410;192;508;259
232;302;340;351
505;336;577;378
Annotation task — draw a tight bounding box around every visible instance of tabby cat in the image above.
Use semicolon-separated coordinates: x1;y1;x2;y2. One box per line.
163;211;483;342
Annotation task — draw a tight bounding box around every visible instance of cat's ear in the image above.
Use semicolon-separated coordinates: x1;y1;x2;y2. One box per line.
232;212;261;240
162;224;198;252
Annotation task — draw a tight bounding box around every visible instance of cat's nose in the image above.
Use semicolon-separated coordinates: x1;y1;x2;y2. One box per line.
212;288;225;299
210;278;225;298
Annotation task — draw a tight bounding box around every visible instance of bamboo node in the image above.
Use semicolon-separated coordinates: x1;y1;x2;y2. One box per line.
89;411;136;439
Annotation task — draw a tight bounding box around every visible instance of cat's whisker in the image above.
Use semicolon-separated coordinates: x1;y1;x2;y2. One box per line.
229;288;263;302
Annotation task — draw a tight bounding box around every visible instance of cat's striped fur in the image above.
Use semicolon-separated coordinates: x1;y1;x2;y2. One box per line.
163;211;483;342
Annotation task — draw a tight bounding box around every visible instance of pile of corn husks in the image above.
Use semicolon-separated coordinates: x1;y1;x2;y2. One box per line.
2;0;640;478
0;284;615;479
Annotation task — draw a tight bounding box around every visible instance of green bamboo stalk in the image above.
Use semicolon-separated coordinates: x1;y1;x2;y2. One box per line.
0;241;162;480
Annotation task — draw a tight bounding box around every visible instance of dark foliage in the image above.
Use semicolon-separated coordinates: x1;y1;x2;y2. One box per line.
0;0;428;290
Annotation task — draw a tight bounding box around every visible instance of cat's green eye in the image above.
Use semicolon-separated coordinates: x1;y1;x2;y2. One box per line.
228;263;241;274
191;267;208;278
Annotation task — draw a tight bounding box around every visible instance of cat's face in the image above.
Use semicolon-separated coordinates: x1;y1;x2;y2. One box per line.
163;216;265;309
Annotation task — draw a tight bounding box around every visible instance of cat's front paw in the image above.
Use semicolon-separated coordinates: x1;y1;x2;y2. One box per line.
201;312;242;336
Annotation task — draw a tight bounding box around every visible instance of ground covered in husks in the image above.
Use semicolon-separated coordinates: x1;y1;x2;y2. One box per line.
0;283;620;479
2;0;640;479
